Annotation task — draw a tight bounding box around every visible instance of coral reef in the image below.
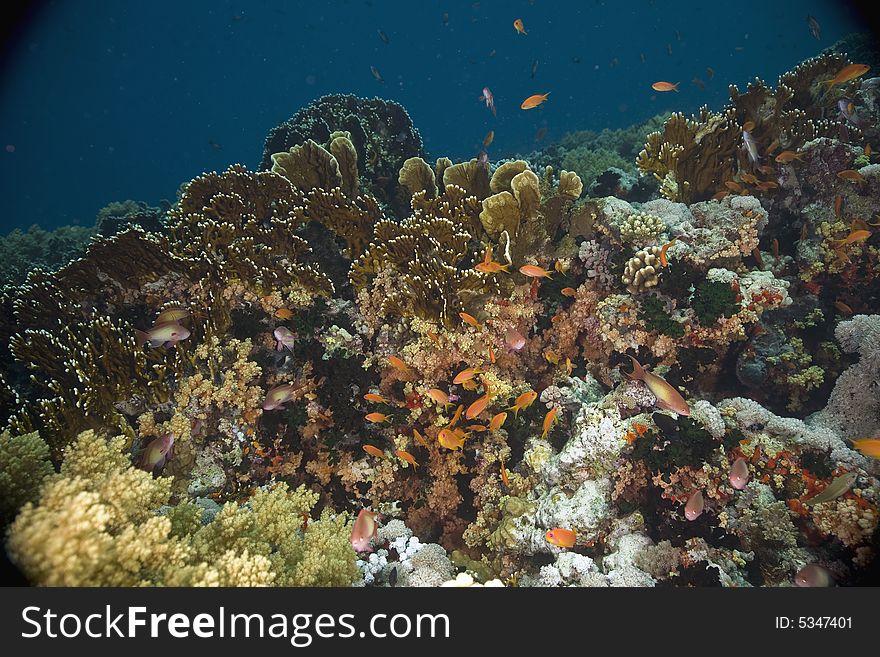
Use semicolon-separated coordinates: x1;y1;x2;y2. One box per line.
2;53;880;588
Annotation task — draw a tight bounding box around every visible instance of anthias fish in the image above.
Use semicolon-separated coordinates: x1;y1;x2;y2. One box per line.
651;81;679;92
625;356;690;416
139;433;175;471
262;383;299;411
274;326;296;352
545;528;576;548
135;322;190;349
520;93;549;110
351;509;378;552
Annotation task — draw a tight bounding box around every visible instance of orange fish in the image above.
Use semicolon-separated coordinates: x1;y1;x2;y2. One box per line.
564;357;574;376
513;18;527;34
835;229;871;246
821;63;870;90
489;411;508;431
740;173;758;185
755;180;778;191
274;307;294;320
651;81;679;92
724;180;743;192
711;191;730;201
364;393;389;404
466;424;487;432
545;528;576;548
500;458;509;487
453;367;481;385
541;407;559;438
426;388;450;407
426;329;442;345
752;247;764;269
475;259;510;274
466;393;491;420
554;259;565;274
561;287;577;297
834;300;853;315
765;139;780;156
837;169;866;184
508;390;538;416
520;93;550;110
835;195;843;217
460;312;482;328
363;445;385;458
757;164;776;176
438;428;467;450
865;144;873;157
448;404;464;428
483;130;495;147
365;412;390;423
659;239;676;267
772;238;780;260
488;346;496;364
775;150;803;164
625;355;690;416
387;355;411;373
851;439;880;459
395;449;419;467
413;428;429;447
519;264;552;278
742;120;755;132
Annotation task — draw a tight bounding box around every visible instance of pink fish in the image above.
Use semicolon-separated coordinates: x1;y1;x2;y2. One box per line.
262;383;299;411
274;326;296;352
794;563;833;587
685;490;704;521
351;508;378;552
135;321;190;349
139;432;175;471
479;87;497;117
729;457;749;490
505;328;527;352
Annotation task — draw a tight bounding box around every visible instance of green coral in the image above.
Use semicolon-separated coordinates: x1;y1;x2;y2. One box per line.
690;280;739;326
6;430;359;587
0;430;54;522
639;296;685;338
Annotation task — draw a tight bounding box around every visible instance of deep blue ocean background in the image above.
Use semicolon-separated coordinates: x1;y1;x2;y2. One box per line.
0;0;874;233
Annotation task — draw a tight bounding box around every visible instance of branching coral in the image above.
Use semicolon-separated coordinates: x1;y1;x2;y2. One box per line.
0;429;53;522
6;430;358;586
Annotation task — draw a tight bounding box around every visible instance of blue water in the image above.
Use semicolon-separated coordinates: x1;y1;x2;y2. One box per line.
0;0;872;232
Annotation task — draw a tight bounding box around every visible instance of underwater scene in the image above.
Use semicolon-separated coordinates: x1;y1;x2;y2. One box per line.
0;0;879;588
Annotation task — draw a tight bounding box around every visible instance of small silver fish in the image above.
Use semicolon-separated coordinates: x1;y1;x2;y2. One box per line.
742;129;760;165
804;471;858;506
377;28;389;45
370;65;384;83
531;59;538;78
